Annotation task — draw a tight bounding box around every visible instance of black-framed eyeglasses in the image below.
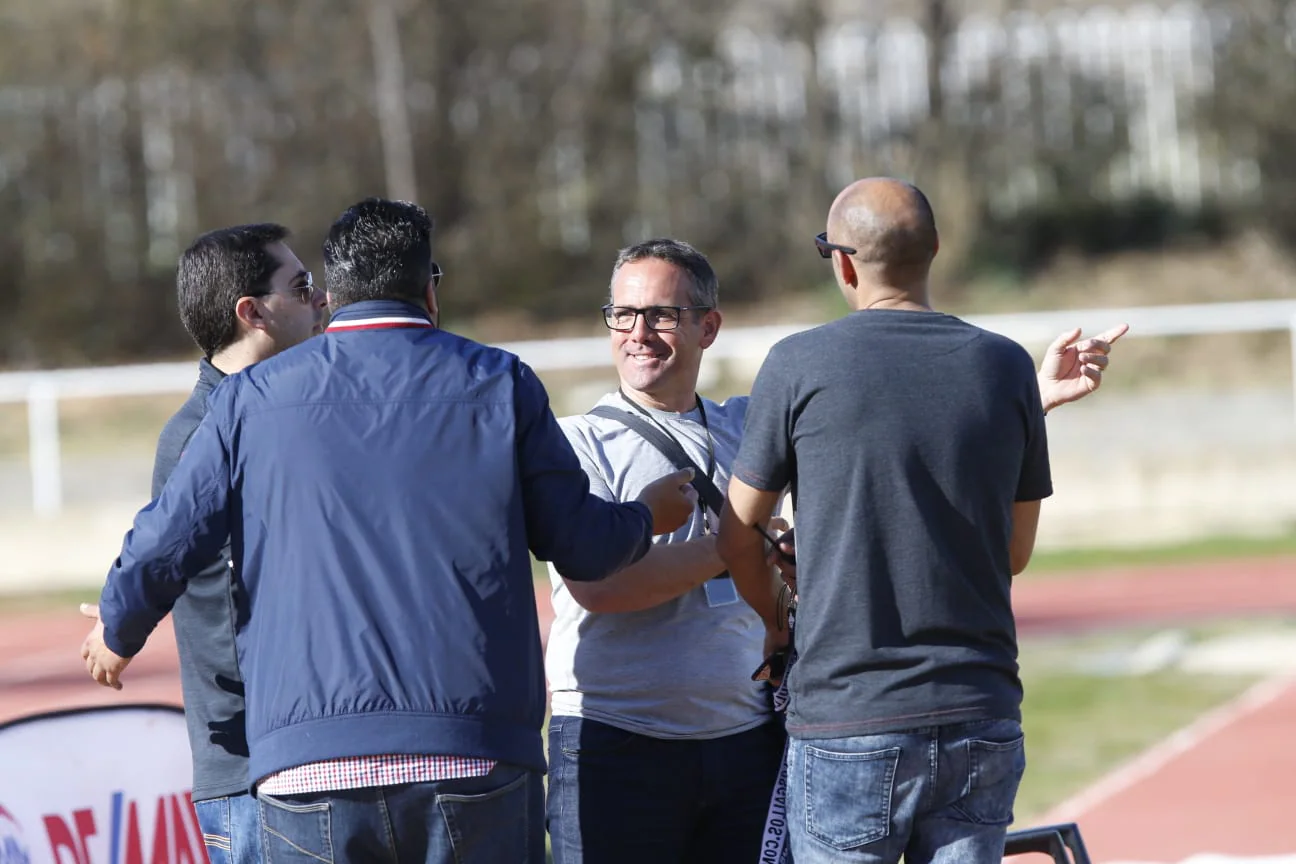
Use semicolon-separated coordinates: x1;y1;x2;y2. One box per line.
602;305;713;332
814;232;857;259
430;260;444;288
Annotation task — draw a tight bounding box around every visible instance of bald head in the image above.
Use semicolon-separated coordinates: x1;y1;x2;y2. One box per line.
826;178;938;270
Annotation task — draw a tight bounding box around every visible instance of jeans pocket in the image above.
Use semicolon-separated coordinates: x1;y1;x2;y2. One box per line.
953;731;1027;825
804;745;901;851
258;792;333;864
438;770;531;862
193;798;232;864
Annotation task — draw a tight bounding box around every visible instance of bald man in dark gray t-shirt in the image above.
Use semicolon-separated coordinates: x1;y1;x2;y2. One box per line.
718;178;1111;864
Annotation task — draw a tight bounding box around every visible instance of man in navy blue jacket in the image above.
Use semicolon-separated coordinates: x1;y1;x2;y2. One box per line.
82;197;697;863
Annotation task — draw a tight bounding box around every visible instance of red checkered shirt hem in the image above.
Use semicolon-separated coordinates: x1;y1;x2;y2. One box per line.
258;754;497;796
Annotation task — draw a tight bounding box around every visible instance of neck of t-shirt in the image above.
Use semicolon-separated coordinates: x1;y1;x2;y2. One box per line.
619;387;700;419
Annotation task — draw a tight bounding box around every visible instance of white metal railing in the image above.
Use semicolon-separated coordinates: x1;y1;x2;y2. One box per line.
3;299;1296;517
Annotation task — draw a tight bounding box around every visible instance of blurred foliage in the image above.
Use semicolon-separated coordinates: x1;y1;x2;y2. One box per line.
0;1;1288;367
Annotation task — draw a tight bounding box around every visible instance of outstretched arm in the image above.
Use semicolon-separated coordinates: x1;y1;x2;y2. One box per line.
83;408;235;689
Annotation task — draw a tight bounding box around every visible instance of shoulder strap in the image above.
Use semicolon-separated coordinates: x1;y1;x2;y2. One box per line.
588;405;726;517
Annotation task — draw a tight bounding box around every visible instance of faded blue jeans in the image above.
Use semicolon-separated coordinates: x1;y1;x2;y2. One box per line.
786;719;1026;864
194;793;262;864
256;764;545;863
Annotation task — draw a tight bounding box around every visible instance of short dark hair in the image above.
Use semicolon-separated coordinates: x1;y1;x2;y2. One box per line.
323;198;434;306
609;238;719;308
177;223;290;357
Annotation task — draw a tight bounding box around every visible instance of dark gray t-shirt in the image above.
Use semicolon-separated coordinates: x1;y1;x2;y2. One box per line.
732;310;1052;739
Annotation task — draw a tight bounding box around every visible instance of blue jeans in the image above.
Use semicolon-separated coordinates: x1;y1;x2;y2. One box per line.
255;764;544;863
194;794;262;864
546;715;785;864
787;718;1026;864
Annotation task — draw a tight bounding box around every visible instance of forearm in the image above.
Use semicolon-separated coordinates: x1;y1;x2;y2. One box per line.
719;533;781;629
564;535;724;613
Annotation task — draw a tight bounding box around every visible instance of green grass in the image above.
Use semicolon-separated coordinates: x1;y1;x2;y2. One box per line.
1013;623;1264;821
1016;668;1255;820
1023;532;1296;576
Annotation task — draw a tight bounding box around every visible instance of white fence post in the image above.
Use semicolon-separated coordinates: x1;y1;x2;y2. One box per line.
1291;315;1296;426
27;381;62;518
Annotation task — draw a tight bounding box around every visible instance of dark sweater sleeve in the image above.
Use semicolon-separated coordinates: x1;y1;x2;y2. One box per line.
513;361;653;581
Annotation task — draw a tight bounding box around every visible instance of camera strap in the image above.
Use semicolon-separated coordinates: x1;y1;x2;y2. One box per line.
588;405;725;517
587;404;793;564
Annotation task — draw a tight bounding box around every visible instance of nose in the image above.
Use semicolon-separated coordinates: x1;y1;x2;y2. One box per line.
628;312;654;342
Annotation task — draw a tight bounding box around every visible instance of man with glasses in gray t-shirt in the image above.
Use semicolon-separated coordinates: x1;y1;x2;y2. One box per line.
545;236;1126;864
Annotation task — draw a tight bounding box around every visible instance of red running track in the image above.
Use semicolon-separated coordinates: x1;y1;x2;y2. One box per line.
3;556;1294;862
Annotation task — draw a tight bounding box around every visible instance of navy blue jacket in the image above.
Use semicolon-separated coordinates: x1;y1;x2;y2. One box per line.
98;300;653;782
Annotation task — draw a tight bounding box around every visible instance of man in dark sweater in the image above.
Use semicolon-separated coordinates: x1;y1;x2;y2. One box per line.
718;179;1087;864
81;223;327;863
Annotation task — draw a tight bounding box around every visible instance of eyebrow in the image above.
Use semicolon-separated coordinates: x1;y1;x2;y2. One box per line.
291;269;311;285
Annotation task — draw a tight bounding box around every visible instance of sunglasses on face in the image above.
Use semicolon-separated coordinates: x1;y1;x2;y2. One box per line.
602;305;713;332
430;260;443;288
264;271;319;304
814;232;857;259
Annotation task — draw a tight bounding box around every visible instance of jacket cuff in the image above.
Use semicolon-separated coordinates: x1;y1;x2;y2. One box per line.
625;501;654;565
101;623;146;659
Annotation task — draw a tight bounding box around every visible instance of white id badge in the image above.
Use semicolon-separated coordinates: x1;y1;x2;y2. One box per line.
704;575;740;607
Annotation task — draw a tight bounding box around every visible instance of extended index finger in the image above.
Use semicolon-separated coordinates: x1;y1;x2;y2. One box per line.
1095;323;1129;345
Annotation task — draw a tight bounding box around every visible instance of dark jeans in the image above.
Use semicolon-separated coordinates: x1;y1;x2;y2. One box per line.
194;793;261;864
787;718;1026;864
256;764;544;864
546;715;785;864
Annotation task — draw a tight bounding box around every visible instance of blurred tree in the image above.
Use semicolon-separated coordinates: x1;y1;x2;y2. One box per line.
1201;0;1296;243
0;0;1244;366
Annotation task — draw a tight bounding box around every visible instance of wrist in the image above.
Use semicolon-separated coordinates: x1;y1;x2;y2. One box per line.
1037;374;1054;415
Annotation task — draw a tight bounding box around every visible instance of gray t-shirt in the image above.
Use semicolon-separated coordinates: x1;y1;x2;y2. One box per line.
546;391;773;739
733;310;1052;739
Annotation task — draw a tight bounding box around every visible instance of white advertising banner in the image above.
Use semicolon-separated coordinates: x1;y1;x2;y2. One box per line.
0;705;200;864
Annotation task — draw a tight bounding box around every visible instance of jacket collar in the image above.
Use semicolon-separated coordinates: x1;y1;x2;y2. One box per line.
326;300;435;332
